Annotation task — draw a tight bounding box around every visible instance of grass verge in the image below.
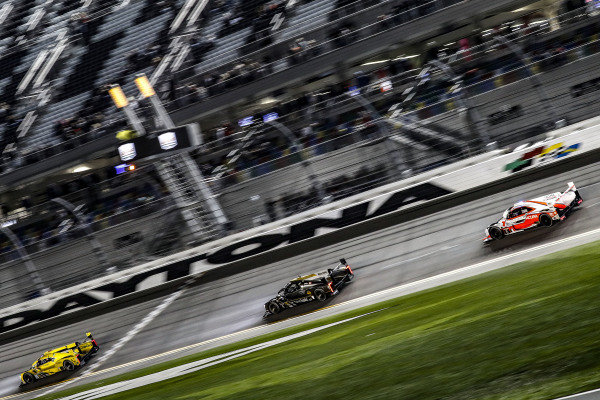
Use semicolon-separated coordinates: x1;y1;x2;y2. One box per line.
40;241;600;400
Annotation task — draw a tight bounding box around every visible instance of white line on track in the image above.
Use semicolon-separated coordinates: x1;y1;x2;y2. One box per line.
552;388;600;400
41;226;600;393
51;310;384;400
4;226;598;400
39;286;188;397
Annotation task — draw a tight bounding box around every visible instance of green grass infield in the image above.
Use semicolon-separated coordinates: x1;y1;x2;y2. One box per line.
40;240;600;400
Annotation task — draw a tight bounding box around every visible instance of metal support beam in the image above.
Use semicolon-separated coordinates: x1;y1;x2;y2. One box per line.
122;105;147;136
491;35;564;129
179;152;229;232
0;226;49;295
149;95;176;129
51;198;110;271
136;73;177;130
349;92;410;177
427;59;494;150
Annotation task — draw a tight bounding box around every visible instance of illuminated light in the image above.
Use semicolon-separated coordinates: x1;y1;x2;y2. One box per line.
259;96;277;105
118;143;137;161
328;282;334;292
346;266;353;274
71;165;91;173
262;112;279;122
135;74;156;98
128;164;135;171
1;219;16;228
238;116;254;127
361;59;389;66
109;85;129;108
158;131;178;150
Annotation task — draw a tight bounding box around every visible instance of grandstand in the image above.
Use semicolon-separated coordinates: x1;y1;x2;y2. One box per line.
0;0;596;308
2;1;600;399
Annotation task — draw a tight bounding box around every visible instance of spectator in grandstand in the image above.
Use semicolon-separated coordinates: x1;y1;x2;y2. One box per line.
190;34;216;63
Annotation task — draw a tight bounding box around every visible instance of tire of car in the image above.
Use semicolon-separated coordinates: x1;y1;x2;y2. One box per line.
22;373;36;384
314;288;328;301
62;360;76;371
267;301;281;315
539;214;553;227
488;226;504;240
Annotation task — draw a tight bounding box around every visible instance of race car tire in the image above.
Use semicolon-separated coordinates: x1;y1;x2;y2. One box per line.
539;214;553;227
267;301;281;315
22;373;35;384
488;226;504;240
62;360;76;371
314;288;328;302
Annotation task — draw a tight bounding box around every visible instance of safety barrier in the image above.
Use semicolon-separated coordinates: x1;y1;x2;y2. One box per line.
1;117;599;343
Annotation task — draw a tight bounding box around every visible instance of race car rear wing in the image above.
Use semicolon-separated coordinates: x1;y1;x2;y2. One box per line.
563;182;577;194
561;181;582;201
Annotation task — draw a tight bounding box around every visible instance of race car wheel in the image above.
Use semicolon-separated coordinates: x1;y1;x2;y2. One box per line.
488;226;504;240
539;214;553;227
267;301;281;315
62;360;76;371
314;288;328;302
22;373;35;384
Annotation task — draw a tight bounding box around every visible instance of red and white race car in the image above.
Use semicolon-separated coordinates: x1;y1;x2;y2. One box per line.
483;182;583;243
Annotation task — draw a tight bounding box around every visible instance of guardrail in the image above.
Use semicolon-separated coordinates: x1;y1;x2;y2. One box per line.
0;117;598;343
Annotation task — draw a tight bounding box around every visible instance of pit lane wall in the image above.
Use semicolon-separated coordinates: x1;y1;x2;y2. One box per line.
1;117;599;340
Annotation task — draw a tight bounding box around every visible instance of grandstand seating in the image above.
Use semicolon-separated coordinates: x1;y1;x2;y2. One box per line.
5;0;600;308
0;0;180;158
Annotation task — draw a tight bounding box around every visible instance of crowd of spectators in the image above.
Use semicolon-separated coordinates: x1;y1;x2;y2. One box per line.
262;163;389;223
1;0;597;179
185;7;600;186
0;0;179;171
0;167;167;259
166;0;468;108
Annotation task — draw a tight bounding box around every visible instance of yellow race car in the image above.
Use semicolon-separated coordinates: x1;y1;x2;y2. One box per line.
20;332;99;386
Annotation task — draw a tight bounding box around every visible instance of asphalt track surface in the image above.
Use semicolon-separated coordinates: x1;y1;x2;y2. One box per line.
2;161;600;400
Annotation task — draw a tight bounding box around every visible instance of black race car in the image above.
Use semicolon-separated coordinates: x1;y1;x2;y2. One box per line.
264;258;354;316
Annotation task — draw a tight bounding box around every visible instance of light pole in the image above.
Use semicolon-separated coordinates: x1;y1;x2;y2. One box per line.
108;84;146;135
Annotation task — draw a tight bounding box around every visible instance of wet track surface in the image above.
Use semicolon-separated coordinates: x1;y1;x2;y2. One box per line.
1;161;600;399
